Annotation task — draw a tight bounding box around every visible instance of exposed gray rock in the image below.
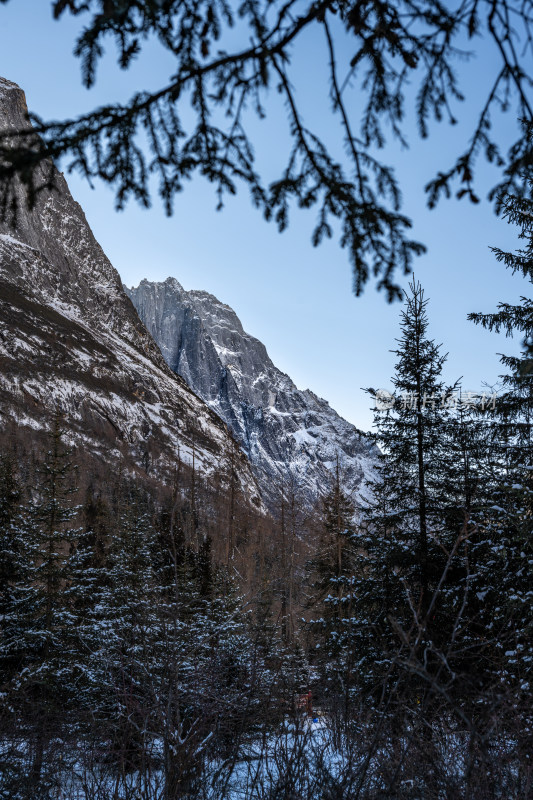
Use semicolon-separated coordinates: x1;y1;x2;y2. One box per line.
0;77;259;504
127;277;377;510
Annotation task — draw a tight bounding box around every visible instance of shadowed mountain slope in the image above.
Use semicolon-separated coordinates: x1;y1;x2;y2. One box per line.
0;77;259;504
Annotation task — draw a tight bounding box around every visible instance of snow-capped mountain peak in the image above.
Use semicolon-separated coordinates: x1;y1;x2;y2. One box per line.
126;278;377;510
0;78;259;504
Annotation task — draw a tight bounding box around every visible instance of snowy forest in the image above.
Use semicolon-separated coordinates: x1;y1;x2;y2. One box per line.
0;186;531;799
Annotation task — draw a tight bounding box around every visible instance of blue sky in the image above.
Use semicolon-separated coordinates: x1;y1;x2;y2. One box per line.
0;1;529;430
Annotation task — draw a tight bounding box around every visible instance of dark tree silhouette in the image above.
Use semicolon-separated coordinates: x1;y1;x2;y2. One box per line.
0;0;532;298
469;184;533;699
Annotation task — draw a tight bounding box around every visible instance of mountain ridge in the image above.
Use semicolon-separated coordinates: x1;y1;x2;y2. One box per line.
0;77;260;505
126;277;377;510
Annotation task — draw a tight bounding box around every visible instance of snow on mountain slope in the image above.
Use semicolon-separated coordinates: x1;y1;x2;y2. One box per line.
0;77;259;503
126;277;378;510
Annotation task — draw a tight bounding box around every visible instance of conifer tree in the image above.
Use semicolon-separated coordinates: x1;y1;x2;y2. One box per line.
151;505;257;795
366;280;458;598
2;0;531;299
86;490;159;777
441;399;496;603
0;453;32;800
64;491;114;719
0;452;25;681
0;414;80;795
468;189;533;696
359;281;476;701
306;460;362;708
275;476;305;645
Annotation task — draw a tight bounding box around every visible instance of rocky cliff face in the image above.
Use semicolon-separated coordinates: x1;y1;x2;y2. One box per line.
0;77;259;503
126;278;377;509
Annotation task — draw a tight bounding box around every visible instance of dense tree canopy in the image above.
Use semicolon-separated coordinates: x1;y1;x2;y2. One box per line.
0;0;532;298
1;195;533;795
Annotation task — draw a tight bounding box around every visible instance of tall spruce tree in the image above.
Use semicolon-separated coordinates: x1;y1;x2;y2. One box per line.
359;280;478;701
366;280;457;602
468;189;533;698
0;414;80;796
